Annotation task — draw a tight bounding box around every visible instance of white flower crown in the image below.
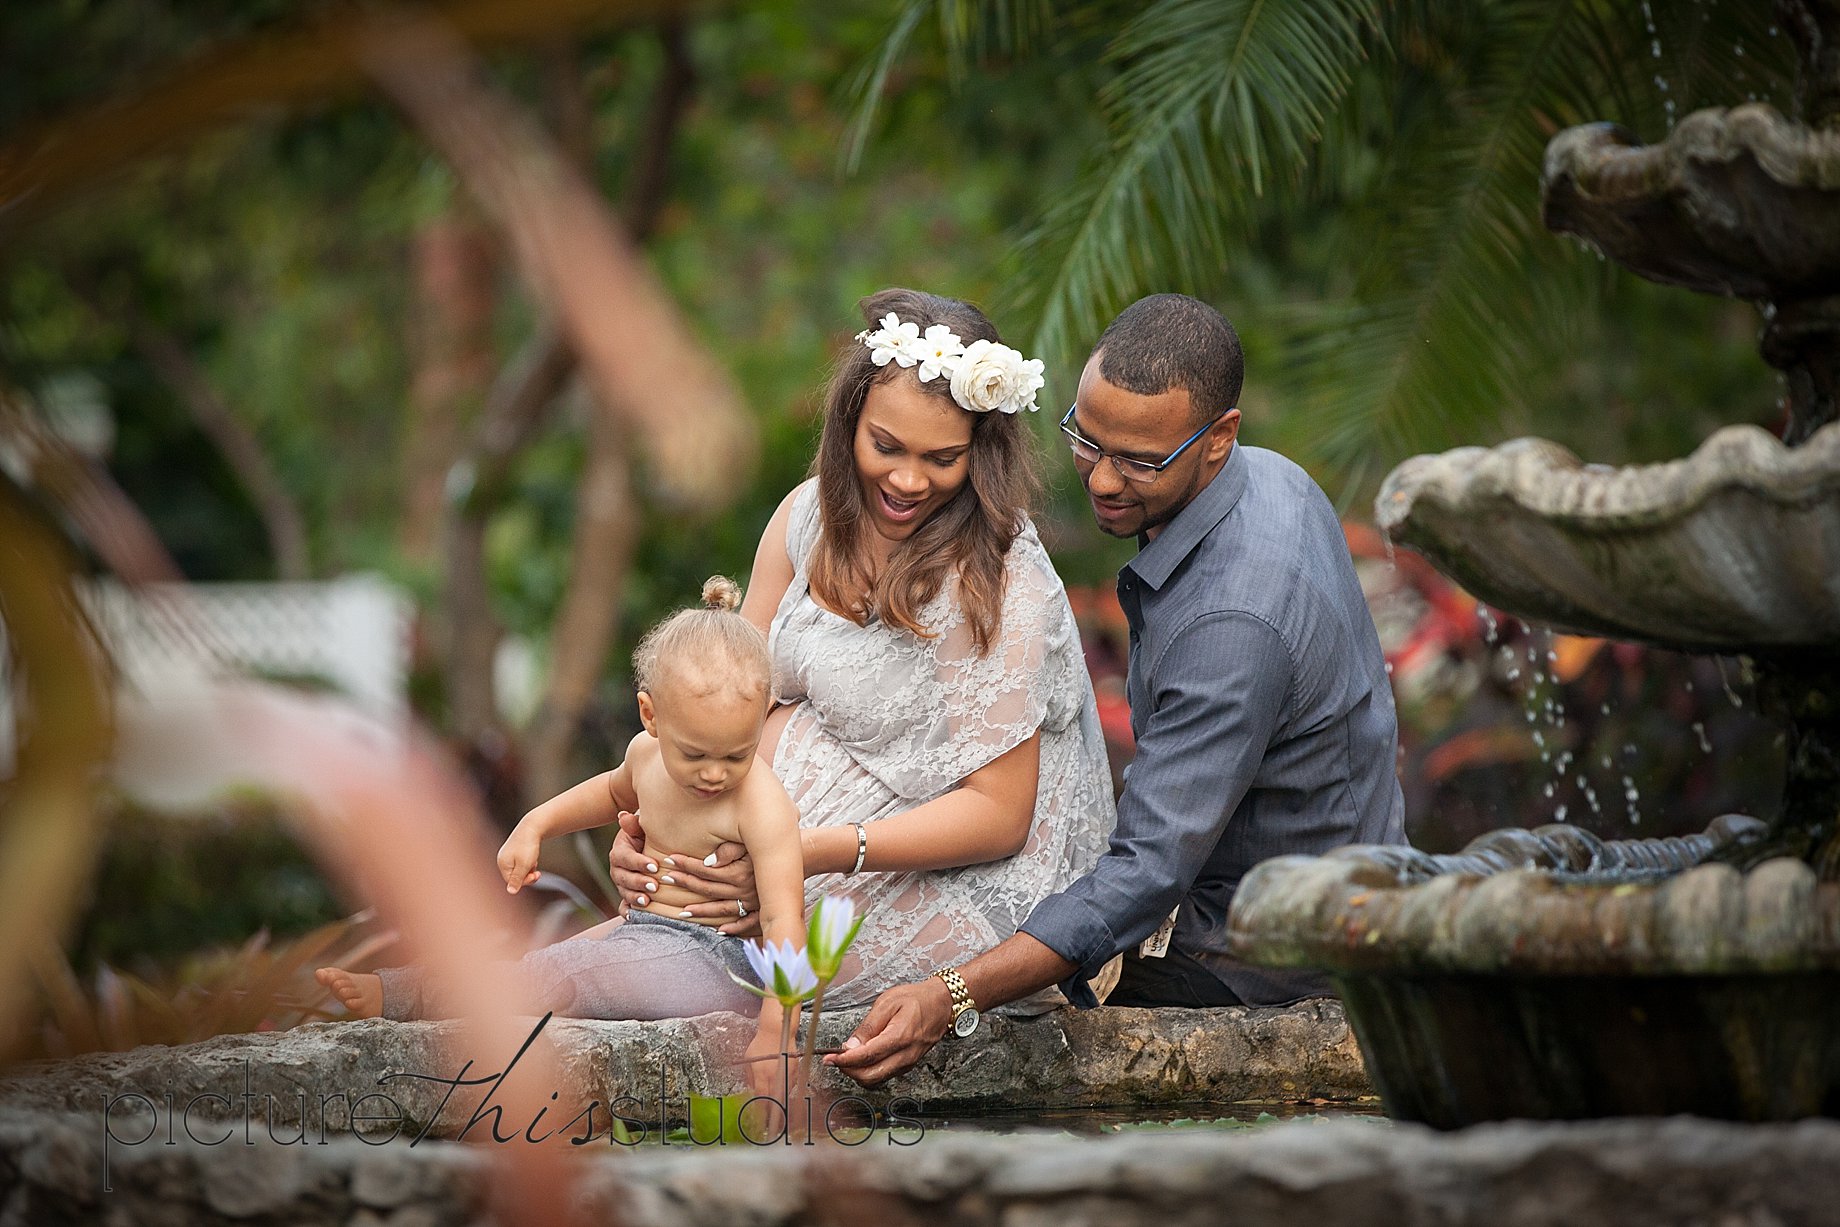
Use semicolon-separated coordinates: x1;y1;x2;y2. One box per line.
853;313;1046;415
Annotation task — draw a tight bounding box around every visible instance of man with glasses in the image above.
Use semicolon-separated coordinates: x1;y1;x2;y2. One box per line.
829;294;1405;1084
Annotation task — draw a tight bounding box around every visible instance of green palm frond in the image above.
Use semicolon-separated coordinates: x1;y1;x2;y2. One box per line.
1012;0;1382;368
839;0;931;175
1266;1;1629;496
1269;0;1794;501
839;0;1062;174
934;0;1060;78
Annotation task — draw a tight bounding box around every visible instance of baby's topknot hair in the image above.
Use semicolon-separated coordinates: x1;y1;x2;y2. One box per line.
633;576;772;703
701;575;742;612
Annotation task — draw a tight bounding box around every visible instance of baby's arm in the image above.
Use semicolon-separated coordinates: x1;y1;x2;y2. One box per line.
735;783;808;1072
738;786;806;949
496;733;647;893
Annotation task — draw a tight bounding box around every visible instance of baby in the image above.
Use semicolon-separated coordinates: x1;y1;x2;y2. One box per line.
315;578;805;1060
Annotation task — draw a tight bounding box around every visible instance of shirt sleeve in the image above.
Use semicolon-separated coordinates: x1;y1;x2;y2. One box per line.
1019;610;1293;1006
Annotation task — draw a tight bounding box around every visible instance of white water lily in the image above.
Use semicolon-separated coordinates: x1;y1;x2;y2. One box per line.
914;324;966;383
855;314;921;369
732;939;820;1007
805;895;865;983
949;339;1045;414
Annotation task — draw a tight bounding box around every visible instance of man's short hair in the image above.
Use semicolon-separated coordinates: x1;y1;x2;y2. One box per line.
1093;294;1244;427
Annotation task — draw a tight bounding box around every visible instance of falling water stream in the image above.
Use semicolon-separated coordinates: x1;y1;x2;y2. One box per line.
1473;609;1761;830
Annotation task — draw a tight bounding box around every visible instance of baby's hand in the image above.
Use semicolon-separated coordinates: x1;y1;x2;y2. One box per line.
496;829;542;893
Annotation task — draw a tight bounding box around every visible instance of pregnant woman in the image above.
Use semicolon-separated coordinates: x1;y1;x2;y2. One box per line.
612;285;1118;1014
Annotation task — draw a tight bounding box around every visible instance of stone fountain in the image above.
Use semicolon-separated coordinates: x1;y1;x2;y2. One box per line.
1228;2;1840;1126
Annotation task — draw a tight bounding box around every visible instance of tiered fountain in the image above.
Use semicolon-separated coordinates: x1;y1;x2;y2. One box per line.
1229;1;1840;1125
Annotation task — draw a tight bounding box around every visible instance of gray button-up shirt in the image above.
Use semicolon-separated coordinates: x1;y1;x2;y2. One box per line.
1021;442;1406;1006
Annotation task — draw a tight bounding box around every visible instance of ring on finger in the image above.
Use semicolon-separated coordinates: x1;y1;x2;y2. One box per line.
736;898;747;918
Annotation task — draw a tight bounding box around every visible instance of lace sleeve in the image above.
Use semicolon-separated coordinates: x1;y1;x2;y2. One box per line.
783;478;821;574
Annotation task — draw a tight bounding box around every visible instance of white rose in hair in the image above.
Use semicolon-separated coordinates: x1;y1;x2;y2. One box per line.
948;339;1046;414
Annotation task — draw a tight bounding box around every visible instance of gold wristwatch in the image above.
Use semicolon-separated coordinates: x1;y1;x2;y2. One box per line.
934;966;980;1038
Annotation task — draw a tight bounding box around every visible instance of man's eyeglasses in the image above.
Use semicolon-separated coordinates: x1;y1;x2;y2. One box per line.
1059;404;1231;485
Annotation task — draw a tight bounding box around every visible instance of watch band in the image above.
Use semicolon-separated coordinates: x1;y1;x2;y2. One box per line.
934;965;975;1019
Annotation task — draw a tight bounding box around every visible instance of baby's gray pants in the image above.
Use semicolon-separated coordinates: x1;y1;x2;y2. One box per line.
378;911;761;1021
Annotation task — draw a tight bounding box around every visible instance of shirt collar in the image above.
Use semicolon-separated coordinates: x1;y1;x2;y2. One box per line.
1124;442;1248;591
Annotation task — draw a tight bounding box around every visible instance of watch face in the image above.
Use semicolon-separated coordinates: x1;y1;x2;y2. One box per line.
952;1007;980;1038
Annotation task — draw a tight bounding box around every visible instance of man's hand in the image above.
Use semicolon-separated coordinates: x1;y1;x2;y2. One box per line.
608;810;760;936
826;935;1077;1086
823;976;954;1086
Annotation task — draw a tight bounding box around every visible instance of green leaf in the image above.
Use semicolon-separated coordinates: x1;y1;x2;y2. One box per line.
1264;0;1611;500
687;1092;756;1145
1012;0;1383;367
839;0;1062;174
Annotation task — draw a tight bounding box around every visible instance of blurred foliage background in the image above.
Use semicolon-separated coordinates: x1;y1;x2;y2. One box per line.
0;0;1791;1044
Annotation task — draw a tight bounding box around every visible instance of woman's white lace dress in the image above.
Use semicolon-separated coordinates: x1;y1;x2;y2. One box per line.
770;480;1117;1011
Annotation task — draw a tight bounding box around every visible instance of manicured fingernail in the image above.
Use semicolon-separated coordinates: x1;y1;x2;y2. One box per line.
663;856;678;867
637;895;649;906
703;852;720;867
679;909;694;918
643;880;657;892
644;861;658;873
659;875;675;886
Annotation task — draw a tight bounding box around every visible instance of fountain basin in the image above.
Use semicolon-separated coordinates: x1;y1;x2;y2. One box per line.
1375;420;1840;652
1227;820;1840;1126
1542;106;1840;300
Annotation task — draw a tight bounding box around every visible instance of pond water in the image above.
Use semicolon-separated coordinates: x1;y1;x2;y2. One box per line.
664;1096;1387;1147
906;1099;1387;1137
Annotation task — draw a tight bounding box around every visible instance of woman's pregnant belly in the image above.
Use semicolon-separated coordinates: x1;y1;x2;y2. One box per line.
758;701;796;767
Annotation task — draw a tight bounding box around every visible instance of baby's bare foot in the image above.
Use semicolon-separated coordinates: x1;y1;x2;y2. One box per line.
315;967;383;1019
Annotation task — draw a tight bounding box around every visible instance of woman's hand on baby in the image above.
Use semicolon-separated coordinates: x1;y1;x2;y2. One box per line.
665;846;760;936
610;810;759;930
609;811;656;908
495;829;542;894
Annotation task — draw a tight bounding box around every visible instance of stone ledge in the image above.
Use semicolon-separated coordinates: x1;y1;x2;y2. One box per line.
5;1107;1838;1227
0;1001;1369;1140
1229;837;1840;977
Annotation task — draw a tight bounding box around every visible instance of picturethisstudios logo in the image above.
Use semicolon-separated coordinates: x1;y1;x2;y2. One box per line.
99;1012;925;1191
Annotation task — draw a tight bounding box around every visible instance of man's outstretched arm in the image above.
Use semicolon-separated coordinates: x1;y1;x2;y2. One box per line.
827;611;1293;1086
824;932;1076;1085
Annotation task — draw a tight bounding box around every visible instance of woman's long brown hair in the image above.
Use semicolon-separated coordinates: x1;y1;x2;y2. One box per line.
806;288;1040;654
